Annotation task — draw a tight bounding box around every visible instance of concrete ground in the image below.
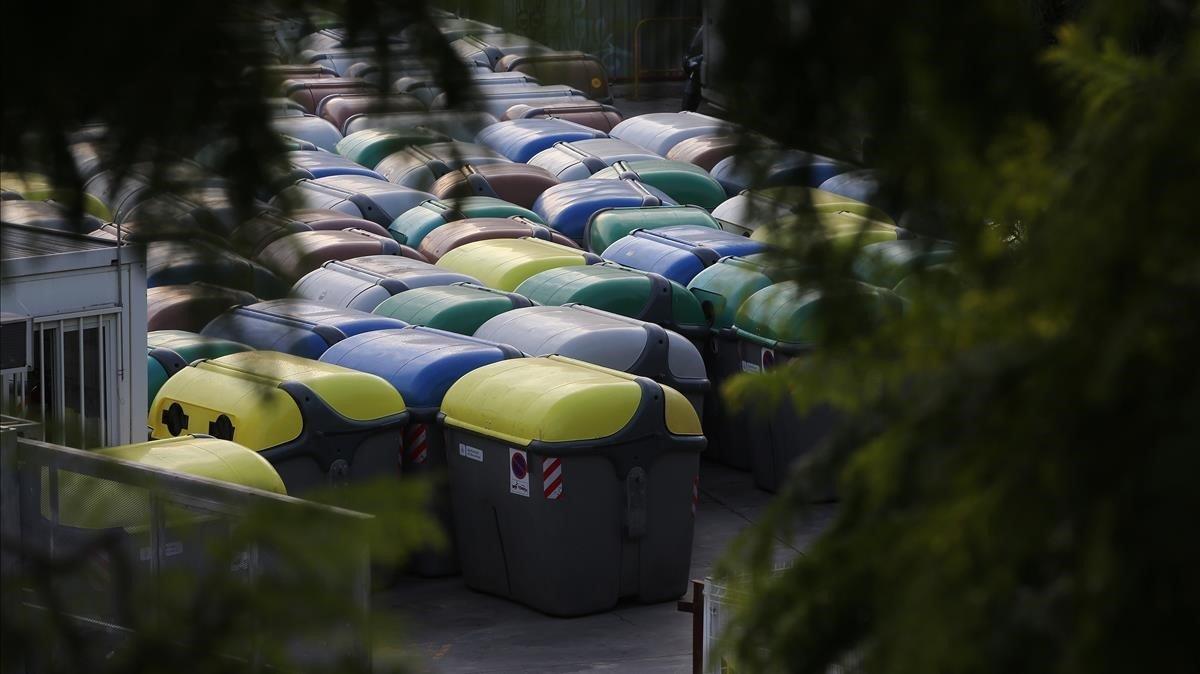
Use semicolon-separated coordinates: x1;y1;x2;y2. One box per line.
375;459;836;674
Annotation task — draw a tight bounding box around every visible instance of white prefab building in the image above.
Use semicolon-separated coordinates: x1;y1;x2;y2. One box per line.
1;223;147;447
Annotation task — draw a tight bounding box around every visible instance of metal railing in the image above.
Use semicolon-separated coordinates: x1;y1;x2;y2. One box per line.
0;428;374;673
631;16;700;100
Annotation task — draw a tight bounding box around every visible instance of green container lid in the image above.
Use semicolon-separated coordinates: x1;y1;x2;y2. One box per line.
733;281;902;352
585;205;721;253
388;196;544;246
515;262;708;338
687;254;800;330
372;282;532;335
146;330;253;406
591;160;728;211
335;127;450;169
0;170;111;220
852;239;955;289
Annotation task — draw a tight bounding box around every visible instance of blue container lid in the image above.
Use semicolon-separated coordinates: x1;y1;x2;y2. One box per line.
285;150;386;181
710;150;852;195
319;326;522;410
533;179;676;244
475;118;607;163
600;224;768;285
201;298;409;359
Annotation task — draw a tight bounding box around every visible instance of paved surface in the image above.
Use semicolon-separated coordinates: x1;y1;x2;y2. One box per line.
375;459;836;673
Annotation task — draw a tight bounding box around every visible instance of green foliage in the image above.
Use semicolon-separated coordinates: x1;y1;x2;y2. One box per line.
712;1;1200;673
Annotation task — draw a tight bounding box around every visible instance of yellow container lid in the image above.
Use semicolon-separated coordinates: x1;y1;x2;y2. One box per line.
441;355;701;447
48;436;286;530
149;351;405;450
435;237;594;291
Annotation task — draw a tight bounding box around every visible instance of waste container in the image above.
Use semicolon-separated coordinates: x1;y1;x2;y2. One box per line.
391;71;533;107
146;241;288;298
436;237;600;291
271;175;436;227
475;304;709;415
230;210;389;258
601;225;769;286
270;114;343;152
0;201;104;233
315;92;425;134
665;133;742;171
750;210;907;251
589;160;727;211
733;281;902;493
440;355;705;616
388;196;544;248
320;327;523;576
430;163;560;210
283;77;375;114
712;186;896;234
0;171;111;219
433;16;504;41
475;118;607;162
147;284;260;333
291;255;479;311
418;217;578;262
584;205;722;254
515;262;709;342
374;142;510;191
686;254;798;469
281;151;385;185
494;51;612;103
147;330;253;406
501;102;624;133
373;282;532;335
817;170;899;218
451;33;552;69
533;179;676;246
201;298;409;359
256;228;402;282
528;139;662;182
850;238;955;289
710;150;853;196
149;351;408;493
342;111;499;142
609;111;732;157
335;128;451;169
438;85;592;120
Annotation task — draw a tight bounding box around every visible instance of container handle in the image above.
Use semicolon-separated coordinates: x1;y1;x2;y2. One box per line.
552;141;609;175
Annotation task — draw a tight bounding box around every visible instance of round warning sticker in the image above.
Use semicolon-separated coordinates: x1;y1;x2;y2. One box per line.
761;348;776;370
511;451;528;479
590;77;602;89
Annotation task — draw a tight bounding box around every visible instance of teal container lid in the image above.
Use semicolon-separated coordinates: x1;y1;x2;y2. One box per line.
147;357;171;409
687;254;800;330
852;239;955;289
335;127;450;169
591;160;728;211
515;262;708;338
585;205;721;253
733;281;902;352
372;282;532;335
388;197;544;247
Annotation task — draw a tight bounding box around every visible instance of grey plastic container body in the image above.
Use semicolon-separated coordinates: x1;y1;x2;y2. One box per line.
437;85;592;119
735;344;837;494
473;305;709;417
528;139;662;181
291;255;479;311
443;399;701;616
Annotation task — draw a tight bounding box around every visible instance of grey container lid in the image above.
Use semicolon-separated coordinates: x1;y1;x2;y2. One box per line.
473;303;708;400
290;254;479;311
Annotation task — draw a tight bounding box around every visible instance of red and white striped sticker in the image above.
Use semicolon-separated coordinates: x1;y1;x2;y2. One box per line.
405;424;430;465
692;475;700;516
543;457;563;500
